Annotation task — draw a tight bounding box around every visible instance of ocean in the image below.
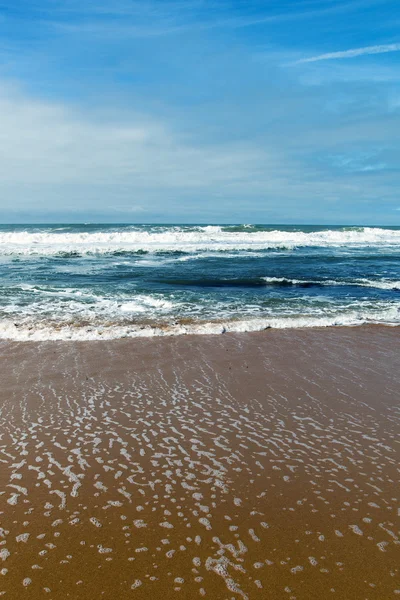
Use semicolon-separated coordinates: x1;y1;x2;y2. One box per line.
0;223;399;340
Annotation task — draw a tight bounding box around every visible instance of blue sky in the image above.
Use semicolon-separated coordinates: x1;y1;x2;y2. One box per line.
0;0;399;224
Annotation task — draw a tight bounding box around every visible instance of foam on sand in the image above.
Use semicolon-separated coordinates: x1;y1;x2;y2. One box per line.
0;328;399;598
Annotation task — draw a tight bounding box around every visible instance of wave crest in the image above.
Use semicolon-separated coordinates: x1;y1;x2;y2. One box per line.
1;226;400;256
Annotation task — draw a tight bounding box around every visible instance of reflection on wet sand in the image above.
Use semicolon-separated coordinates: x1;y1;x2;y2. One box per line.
0;327;399;599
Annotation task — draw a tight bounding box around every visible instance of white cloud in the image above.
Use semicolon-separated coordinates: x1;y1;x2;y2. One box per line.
0;79;399;222
295;42;400;64
0;81;283;212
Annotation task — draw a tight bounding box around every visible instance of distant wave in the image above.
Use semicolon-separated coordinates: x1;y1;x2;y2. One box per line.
262;277;400;291
1;226;400;256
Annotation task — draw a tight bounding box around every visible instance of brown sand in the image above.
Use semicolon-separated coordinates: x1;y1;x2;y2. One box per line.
0;326;399;599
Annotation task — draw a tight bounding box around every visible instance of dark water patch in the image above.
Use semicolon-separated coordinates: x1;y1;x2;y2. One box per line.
154;277;328;289
54;251;82;258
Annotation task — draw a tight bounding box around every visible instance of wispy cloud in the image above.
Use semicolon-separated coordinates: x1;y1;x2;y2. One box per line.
295;42;400;64
5;0;388;40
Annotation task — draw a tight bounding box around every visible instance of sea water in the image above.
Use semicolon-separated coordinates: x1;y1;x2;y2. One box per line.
0;223;399;340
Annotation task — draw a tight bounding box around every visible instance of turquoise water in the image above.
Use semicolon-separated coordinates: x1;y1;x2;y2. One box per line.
0;224;399;339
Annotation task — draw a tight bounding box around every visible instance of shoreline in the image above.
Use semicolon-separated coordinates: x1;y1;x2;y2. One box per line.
1;320;399;344
1;326;399;599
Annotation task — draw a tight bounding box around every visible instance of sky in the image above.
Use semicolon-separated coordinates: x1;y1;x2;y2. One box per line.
0;0;399;224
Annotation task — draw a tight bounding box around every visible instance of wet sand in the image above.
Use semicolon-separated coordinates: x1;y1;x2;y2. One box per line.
0;326;399;599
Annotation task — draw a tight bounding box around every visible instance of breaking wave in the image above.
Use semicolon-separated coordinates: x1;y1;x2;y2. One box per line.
1;226;400;256
1;305;399;341
262;277;400;290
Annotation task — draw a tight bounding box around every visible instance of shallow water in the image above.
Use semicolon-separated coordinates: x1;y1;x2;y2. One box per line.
0;328;399;598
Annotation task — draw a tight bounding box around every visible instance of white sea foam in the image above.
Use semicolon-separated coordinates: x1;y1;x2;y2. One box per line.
0;302;398;340
1;292;181;324
1;226;400;256
355;278;400;290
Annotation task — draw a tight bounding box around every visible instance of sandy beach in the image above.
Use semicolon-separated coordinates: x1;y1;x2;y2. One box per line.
0;326;399;599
